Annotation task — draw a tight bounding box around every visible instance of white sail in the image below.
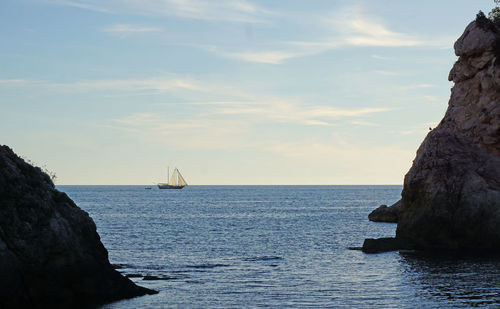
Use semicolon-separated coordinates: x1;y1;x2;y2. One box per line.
170;169;178;186
158;167;187;189
177;170;187;186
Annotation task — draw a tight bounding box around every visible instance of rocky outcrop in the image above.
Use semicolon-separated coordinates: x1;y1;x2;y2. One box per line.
368;200;401;223
0;145;156;308
396;18;500;251
362;237;415;253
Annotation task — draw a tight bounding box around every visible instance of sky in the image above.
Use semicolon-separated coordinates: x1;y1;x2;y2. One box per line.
0;0;496;185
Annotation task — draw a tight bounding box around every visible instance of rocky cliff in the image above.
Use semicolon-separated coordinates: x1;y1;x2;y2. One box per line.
0;145;156;308
396;17;500;251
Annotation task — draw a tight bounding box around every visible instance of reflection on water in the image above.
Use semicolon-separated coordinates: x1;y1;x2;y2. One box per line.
59;185;500;308
400;252;500;307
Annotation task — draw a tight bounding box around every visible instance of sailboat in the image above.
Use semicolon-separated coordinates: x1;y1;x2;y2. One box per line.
158;167;187;189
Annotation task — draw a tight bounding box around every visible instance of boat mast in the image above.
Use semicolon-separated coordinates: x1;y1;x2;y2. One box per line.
167;166;170;185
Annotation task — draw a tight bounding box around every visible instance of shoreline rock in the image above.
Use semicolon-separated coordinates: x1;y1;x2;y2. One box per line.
368;200;401;223
396;18;500;251
0;145;157;308
362;237;415;254
363;16;500;253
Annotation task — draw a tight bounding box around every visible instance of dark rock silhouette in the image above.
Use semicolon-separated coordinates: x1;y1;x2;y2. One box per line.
362;237;414;253
364;18;500;253
368;200;401;223
0;145;157;308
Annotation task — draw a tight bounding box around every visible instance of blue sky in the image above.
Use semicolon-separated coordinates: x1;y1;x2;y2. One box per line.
0;0;496;184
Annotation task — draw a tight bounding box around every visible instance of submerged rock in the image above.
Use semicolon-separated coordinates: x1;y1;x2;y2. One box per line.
362;237;415;254
0;145;156;308
396;19;500;251
142;275;176;281
368;200;401;223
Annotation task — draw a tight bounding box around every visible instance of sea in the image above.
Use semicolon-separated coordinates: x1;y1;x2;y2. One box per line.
58;185;500;308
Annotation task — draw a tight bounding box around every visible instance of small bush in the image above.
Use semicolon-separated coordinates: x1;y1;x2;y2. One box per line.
489;7;500;26
476;11;491;28
476;10;498;32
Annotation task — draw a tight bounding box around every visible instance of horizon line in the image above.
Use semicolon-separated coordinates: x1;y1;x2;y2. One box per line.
56;184;403;186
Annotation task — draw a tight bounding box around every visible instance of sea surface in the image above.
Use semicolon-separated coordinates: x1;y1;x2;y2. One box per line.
58;185;500;308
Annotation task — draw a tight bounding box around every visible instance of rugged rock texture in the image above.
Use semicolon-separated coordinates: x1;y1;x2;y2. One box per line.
396;19;500;251
368;200;401;223
0;145;156;308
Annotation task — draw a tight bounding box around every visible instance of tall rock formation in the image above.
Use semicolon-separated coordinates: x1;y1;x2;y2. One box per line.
0;145;156;308
396;17;500;250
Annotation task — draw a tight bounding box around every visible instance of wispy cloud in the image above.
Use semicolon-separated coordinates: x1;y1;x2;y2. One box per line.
0;76;253;102
153;0;273;23
112;113;160;126
341;16;421;47
402;84;434;89
45;0;112;13
108;98;391;131
102;24;161;35
423;95;447;103
0;79;30;85
57;78;202;92
46;0;273;23
203;98;391;127
3;75;393;130
213;7;452;64
106;108;393;154
221;51;302;65
350;120;379;126
44;1;451;64
104;114;252;151
371;54;391;60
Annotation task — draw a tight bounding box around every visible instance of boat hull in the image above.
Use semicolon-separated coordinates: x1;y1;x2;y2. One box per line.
157;183;185;189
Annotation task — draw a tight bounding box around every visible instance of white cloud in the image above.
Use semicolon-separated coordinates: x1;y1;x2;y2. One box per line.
46;0;273;23
45;0;111;13
44;1;452;65
423;95;443;103
5;76;393;130
371;54;391;60
342;16;421;47
208;99;391;127
104;115;252;151
49;78;219;94
0;76;254;101
112;113;160;126
402;84;434;89
109;99;391;133
156;0;273;23
221;51;301;65
0;79;30;85
350;120;379;126
103;24;161;35
213;7;452;64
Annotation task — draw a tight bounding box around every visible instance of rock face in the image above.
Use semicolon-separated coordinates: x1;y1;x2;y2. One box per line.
368;200;401;223
0;145;156;308
396;19;500;251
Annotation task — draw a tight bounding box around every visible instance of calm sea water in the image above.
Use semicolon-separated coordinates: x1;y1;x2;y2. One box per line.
58;185;500;308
